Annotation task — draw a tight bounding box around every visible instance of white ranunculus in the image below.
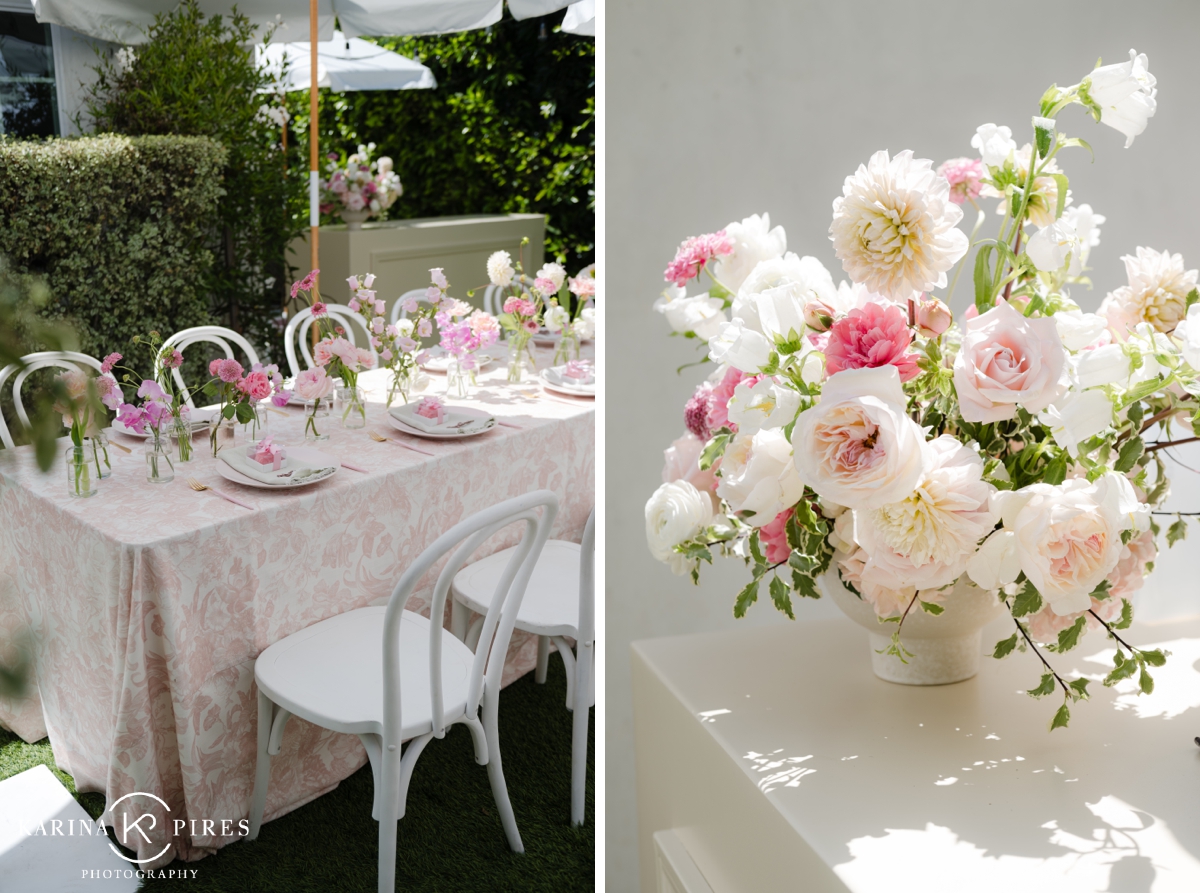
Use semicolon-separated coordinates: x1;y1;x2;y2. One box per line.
716;427;805;527
1053;309;1110;351
1084;49;1157;148
645;480;715;575
829;149;969;301
1098;246;1199;335
1063;204;1105;267
535;262;567;292
1173;303;1200;370
791;366;931;510
1073;343;1131;389
487;250;515;287
971;123;1017;168
1038;389;1113;457
1027;219;1082;276
726;376;802;435
990;474;1141;615
707;319;773;373
854;436;997;594
710;213;787;293
654;285;727;340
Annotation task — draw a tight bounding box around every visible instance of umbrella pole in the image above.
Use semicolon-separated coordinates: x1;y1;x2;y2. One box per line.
309;0;320;350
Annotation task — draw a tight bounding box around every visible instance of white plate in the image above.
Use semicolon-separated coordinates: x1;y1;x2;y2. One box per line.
419;350;493;374
111;407;217;438
215;445;340;490
387;405;496;439
540;368;595;398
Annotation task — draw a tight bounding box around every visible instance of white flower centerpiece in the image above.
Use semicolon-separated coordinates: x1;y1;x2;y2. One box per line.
645;51;1192;729
321;143;402;229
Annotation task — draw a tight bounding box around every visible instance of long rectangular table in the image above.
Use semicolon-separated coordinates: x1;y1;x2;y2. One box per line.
0;348;594;865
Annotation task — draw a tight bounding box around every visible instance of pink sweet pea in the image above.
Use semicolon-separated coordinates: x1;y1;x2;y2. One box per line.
137;379;169;402
116;402;147;434
101;352;122;374
144;400;171;430
271;390;292;407
663;230;735;287
825;302;921;382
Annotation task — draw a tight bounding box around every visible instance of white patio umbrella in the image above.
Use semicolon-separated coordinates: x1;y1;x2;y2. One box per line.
257;30;437;92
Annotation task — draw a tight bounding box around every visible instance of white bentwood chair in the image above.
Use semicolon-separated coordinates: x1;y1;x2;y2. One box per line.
157;326;261;407
450;508;595;825
283;303;378;379
247;490;559;893
0;350;103;449
389;288;431;325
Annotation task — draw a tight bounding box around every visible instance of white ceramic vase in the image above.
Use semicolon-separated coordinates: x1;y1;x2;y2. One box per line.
339;208;372;230
821;571;1008;685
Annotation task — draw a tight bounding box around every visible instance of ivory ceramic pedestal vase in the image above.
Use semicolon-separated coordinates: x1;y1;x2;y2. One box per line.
822;572;1007;685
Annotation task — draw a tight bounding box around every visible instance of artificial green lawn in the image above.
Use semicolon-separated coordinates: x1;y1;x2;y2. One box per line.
0;657;594;892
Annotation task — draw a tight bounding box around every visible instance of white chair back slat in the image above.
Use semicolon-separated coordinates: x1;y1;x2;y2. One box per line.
158;327;261;408
0;351;103;449
380;490;557;749
390;289;430;325
282;303;377;380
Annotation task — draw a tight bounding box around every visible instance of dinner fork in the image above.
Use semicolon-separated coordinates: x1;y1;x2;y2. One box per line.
107;439;132;454
186;477;254;510
368;430;436;457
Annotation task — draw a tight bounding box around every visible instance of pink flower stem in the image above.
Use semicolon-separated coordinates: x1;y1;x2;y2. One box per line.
1144;435;1200;453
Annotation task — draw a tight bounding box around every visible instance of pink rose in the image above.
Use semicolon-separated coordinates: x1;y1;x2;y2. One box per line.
294;367;334;402
101;352;122;373
915;298;953;337
952;300;1068;423
329;337;359;369
239;370;272;402
662;432;719;499
825;301;920;382
314;340;333;366
758;508;794;564
356;347;376;369
217;359;244;383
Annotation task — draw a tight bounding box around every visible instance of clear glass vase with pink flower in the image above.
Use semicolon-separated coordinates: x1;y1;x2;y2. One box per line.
294;367;335;441
145;431;175;484
65;441;98;498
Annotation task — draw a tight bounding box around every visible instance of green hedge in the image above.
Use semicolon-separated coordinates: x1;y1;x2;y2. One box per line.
0;134;226;380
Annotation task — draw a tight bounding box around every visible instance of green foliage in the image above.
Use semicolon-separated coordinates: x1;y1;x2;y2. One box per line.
82;0;304;356
1167;517;1188;547
1011;582;1043;618
0;135;225;385
286;11;594;270
992;633;1019;659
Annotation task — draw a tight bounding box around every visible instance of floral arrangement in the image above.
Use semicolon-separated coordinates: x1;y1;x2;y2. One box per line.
345;271;433;405
545;265;598;364
320;143;402;222
54;365;121;490
434;281;500;390
104;335;195;460
199;357;288;454
485;246;544;381
294;367;335;440
644;50;1185;729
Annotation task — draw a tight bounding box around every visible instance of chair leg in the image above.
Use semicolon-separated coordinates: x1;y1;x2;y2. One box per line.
376;741;403;893
571;641;593;826
535;634;550;684
553;635;577;711
247;689;274;840
482;687;524;853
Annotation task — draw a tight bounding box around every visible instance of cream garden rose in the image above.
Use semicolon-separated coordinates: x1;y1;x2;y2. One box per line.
645;480;715;575
716;427;805;527
791;366;930;510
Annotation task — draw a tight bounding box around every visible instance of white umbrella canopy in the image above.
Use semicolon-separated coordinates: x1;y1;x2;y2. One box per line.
560;0;592;36
258;30;436;92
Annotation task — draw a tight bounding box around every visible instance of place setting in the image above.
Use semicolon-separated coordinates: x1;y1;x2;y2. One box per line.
539;359;595;399
386;395;497;439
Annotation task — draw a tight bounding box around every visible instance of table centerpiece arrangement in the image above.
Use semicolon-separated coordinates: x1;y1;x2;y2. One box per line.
348;271;435;406
319;142;402;229
430;275;500;397
546;266;597;365
55;366;122;497
644;49;1189;728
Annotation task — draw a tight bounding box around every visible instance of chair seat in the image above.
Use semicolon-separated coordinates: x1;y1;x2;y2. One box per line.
451;540;580;637
255;608;476;738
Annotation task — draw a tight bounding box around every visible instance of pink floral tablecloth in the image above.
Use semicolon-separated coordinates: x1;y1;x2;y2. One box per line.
0;349;594;865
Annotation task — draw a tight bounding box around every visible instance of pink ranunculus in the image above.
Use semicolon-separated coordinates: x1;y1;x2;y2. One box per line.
417;319;433;338
101;352;122;374
293;367;334;402
217;359;244;383
356;348;376;369
239;370;272;402
662;432;719;500
936;157;985;205
416;396;445;423
663;230;736;287
684;382;714;440
759;508;795;564
952;300;1068;423
825;302;921;382
314;339;333;366
708;366;744;432
209;359;223;377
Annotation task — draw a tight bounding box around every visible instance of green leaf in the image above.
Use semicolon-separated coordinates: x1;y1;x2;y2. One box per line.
1049;701;1071;731
918;600;944;615
733;580;759;619
1034;120;1054;159
1113;436;1144;474
1140;648;1168;668
1138;667;1155;695
785;513;804;552
1187;288;1200;310
1067;677;1091;701
760;351;780;376
1049;173;1069;221
1060;136;1094;161
992;633;1019;659
1112;598;1134;630
698;431;731;471
1104;652;1139;686
222;404;236;420
1167;518;1188;547
1028;673;1057;698
769;575;795;620
748;530;765;568
234;401;255;424
1050;615;1087;653
1042;452;1068;486
1011;583;1043;618
792;570;821;600
973;243;996;314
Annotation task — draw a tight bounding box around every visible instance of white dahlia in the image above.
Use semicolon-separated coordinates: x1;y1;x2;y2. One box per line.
829;150;969;301
711;213;787;293
1099;246;1199;334
487;250;515;288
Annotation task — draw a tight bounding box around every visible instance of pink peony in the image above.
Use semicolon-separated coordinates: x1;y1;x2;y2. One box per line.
825;302;920;382
663;230;735;287
101;352;122;373
684;382;714;440
239;370;273;402
759;508;794;564
936;157;984;205
217;359;244;383
708;367;744;432
294;367;334;402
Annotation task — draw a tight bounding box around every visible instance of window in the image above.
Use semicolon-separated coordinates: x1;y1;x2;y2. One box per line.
0;10;58;137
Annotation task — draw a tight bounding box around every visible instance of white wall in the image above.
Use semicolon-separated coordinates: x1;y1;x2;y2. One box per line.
605;1;1200;889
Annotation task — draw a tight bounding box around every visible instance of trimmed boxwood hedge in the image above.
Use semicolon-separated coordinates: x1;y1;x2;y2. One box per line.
0;134;226;381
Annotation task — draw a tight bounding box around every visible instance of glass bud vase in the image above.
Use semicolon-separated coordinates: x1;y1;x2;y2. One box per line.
66;441;98;498
506;335;533;384
90;430;113;479
336;386;367;429
172;417;195;464
145;433;175;484
240;403;268;445
553;331;580;367
209;417;235;457
446;357;470;399
304;397;331;442
387;363;416;407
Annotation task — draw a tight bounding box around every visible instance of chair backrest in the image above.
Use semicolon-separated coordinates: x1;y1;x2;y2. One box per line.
0;351;104;449
577;509;596;643
481;285;504;317
381;490;558;747
283;303;377;380
158;326;261;408
390;289;430;325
